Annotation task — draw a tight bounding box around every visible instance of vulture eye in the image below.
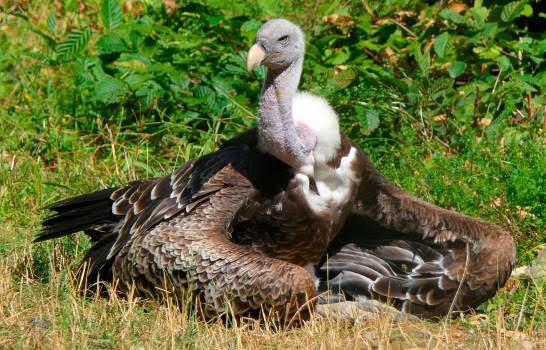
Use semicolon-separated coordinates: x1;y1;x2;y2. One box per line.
278;35;289;43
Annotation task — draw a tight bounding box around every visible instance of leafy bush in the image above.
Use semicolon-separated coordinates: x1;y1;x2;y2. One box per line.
14;0;544;152
22;1;264;146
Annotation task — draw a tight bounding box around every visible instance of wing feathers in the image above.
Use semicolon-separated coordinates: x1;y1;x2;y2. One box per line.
319;153;516;318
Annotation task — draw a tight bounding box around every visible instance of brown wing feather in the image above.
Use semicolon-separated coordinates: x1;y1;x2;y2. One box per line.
114;183;317;317
319;155;516;318
105;139;256;260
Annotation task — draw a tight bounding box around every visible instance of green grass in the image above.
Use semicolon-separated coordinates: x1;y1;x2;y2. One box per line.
1;0;545;348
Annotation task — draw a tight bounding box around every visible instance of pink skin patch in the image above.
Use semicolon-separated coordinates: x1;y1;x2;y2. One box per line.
295;121;316;176
296;121;317;153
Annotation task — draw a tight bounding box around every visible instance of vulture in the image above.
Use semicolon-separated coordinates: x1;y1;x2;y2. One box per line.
38;19;365;319
37;18;516;320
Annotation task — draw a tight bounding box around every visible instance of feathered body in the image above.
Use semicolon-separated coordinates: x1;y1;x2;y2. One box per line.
39;125;363;316
39;18;365;318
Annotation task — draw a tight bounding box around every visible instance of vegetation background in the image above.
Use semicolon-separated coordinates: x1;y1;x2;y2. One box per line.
0;0;544;348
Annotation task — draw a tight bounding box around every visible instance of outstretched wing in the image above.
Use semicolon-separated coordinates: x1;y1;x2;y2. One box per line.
319;156;516;318
38;130;262;280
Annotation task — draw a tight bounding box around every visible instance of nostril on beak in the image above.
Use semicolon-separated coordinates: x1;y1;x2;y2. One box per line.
256;39;267;51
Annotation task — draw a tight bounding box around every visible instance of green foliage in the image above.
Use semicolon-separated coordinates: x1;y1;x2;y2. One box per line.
101;0;123;32
46;12;56;33
12;0;543;156
4;0;541;241
433;32;450;58
56;29;91;61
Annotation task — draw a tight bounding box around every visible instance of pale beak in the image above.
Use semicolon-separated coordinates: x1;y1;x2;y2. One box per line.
246;44;266;72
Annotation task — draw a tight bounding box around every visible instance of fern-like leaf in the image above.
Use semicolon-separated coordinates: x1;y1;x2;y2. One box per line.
102;0;123;32
56;29;91;61
46;13;56;34
196;86;217;109
414;46;430;77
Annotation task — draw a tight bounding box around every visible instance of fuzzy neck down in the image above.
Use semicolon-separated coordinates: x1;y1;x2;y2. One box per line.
257;57;315;173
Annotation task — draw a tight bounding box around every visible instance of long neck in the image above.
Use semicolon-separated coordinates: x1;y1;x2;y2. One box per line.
258;58;309;170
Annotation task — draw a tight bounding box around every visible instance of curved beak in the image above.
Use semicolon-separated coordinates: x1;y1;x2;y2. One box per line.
246;44;266;72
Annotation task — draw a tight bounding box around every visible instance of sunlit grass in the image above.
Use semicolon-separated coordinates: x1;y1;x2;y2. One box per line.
1;242;544;349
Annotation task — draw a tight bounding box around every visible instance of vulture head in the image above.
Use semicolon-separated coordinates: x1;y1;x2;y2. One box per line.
247;19;341;177
247;19;305;72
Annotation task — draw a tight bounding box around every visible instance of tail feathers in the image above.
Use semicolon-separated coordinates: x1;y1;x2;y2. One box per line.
77;234;116;291
37;187;119;242
48;188;117;211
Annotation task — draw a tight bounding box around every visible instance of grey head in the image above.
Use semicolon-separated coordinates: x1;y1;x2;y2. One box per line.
247;19;305;72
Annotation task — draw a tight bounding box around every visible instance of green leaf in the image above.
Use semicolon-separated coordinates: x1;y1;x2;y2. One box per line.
414;47;430;77
168;71;190;89
256;0;284;17
94;77;126;103
91;61;108;81
433;32;450;58
448;61;466;78
135;80;163;107
124;74;150;90
439;9;467;24
46;13;56;33
240;20;262;43
113;53;151;73
512;74;538;93
196;86;216;108
326;49;351;65
468;7;489;29
56;29;91;61
332;67;356;88
473;45;502;59
537;39;546;55
96;33;126;55
497;56;511;71
73;57;97;88
482;22;498;38
501;1;527;22
521;4;533;17
101;0;123;32
364;109;380;131
355;106;380;133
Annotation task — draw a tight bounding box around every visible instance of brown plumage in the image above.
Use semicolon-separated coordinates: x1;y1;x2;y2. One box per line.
39;129;364;318
318;155;516;318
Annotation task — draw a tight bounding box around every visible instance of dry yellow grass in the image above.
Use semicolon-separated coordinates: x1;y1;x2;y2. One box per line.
0;230;544;349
